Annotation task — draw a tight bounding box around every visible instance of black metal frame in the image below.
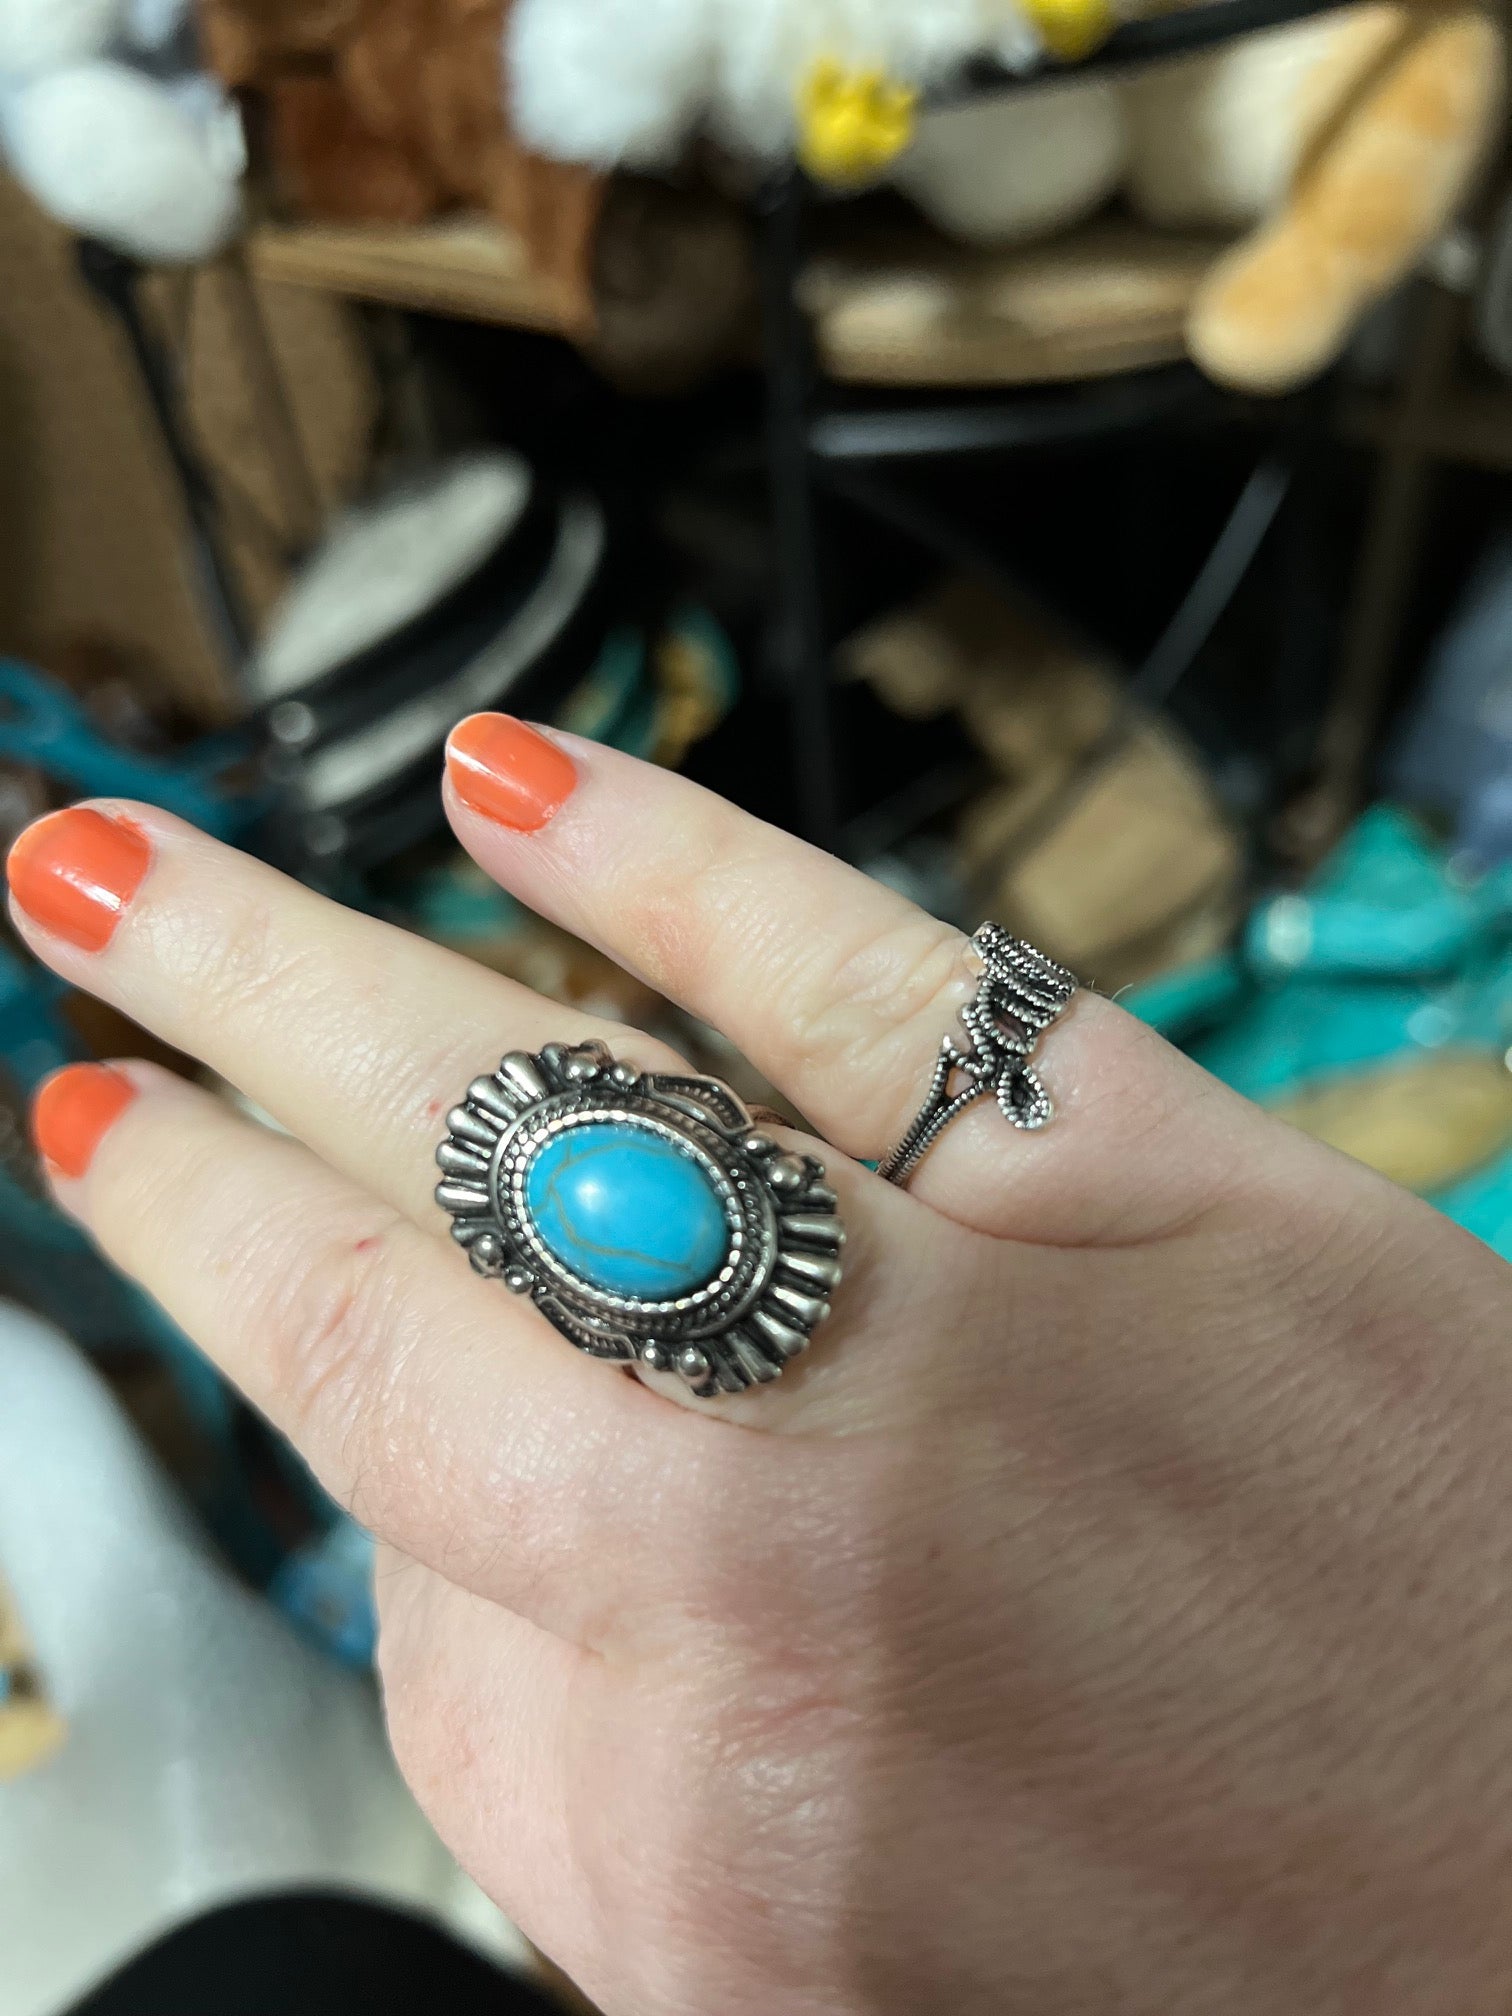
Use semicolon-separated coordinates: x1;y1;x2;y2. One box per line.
757;0;1357;858
77;241;259;672
78;0;1361;875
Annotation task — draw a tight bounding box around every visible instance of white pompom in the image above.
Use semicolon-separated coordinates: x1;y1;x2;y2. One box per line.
0;0;121;75
508;0;716;168
6;62;243;261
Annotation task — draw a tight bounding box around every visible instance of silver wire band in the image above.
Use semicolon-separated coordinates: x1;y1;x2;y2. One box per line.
878;926;1079;1187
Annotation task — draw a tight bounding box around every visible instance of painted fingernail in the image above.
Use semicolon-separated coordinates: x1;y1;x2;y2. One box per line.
7;808;152;953
446;715;578;834
31;1065;137;1181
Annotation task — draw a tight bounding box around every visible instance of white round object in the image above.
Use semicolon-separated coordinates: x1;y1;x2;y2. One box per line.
1124;18;1347;231
508;0;717;168
252;454;536;702
298;492;606;813
0;0;119;76
0;1306;529;2016
4;61;243;261
898;84;1127;247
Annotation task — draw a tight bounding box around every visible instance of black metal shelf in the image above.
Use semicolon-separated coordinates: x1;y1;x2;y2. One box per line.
941;0;1357;100
759;0;1357;860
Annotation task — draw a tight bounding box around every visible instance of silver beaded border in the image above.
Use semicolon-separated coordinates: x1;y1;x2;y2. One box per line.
435;1040;845;1397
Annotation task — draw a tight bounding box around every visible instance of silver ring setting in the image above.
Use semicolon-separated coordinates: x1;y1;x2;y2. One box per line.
436;1041;844;1397
879;926;1079;1187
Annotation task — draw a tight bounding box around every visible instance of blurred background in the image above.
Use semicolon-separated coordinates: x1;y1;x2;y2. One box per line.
2;0;1511;2008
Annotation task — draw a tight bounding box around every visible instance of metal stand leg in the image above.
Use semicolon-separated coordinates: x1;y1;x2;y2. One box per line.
1279;285;1462;866
974;454;1292;891
759;173;843;856
76;240;254;676
216;249;323;555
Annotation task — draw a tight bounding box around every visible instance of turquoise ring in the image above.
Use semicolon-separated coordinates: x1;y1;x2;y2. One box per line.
436;1041;845;1397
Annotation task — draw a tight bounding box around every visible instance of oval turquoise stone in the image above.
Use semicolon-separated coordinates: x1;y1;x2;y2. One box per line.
524;1122;731;1300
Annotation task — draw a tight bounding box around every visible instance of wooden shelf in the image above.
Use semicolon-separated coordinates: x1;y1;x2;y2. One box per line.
805;221;1223;387
248;210;1226;389
246;216;577;333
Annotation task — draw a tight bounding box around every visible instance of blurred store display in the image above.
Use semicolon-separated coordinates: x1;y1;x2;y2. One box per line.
1389;535;1512;869
846;577;1242;991
0;1569;65;1785
0;1306;532;2016
1133;808;1512;1258
0;0;243;264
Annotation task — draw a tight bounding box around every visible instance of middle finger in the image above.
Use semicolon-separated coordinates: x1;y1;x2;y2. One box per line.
443;724;1250;1246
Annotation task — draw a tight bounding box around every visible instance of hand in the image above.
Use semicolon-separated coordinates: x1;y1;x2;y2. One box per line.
10;717;1512;2016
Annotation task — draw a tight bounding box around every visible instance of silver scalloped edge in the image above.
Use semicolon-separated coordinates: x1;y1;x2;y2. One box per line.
435;1043;843;1395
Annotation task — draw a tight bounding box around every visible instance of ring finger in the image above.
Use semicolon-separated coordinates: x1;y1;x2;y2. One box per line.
442;721;1253;1244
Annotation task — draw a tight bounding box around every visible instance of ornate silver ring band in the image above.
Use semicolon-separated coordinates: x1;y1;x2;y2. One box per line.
435;1040;844;1399
879;926;1079;1188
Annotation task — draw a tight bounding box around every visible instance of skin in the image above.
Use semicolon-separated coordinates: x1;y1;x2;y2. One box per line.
12;732;1512;2016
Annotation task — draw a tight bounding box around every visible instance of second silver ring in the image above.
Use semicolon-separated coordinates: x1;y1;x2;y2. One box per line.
879;926;1079;1187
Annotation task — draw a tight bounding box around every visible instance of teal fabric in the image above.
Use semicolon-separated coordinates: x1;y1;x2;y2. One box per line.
1126;809;1512;1260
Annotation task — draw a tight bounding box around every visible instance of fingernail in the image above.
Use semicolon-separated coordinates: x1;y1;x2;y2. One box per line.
7;808;152;953
31;1064;137;1181
446;715;578;834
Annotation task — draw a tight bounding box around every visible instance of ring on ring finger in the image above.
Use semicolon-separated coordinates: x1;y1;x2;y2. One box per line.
436;1039;846;1398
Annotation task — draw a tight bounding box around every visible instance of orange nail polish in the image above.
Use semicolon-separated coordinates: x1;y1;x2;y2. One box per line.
446;715;577;834
7;809;152;953
31;1065;136;1181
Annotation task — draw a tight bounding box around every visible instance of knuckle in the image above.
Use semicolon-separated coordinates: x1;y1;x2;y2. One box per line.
608;805;970;1129
618;807;766;1003
90;1101;218;1259
470;1424;646;1625
776;914;968;1112
376;1586;509;1837
257;1209;412;1477
604;1669;858;1966
151;884;325;1042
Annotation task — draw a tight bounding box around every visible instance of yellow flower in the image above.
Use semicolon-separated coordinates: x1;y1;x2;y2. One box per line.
798;59;919;186
1022;0;1118;62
